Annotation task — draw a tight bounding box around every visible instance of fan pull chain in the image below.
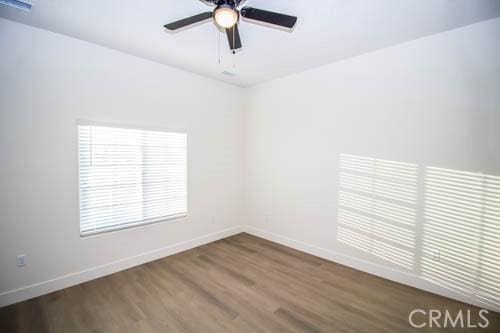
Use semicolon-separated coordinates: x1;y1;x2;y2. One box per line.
232;25;236;68
232;50;236;68
218;30;221;64
232;25;236;55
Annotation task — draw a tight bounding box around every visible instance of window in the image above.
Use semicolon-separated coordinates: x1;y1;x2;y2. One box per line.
78;124;187;236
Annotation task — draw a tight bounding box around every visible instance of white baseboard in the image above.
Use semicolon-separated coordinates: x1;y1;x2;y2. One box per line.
243;225;499;313
0;226;244;308
2;224;497;313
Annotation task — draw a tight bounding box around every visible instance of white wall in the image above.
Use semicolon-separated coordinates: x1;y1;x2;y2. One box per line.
0;18;244;306
244;18;500;311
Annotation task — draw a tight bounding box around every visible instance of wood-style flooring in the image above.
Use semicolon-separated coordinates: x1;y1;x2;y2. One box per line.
0;233;498;332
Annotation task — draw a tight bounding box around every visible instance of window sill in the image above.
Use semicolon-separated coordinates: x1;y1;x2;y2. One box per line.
80;213;188;238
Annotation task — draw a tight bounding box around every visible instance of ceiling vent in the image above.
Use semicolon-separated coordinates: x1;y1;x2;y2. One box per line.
221;70;237;77
0;0;32;12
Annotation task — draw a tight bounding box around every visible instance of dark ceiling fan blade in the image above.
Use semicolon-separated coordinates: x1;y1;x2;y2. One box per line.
240;7;297;30
226;24;242;51
164;12;213;31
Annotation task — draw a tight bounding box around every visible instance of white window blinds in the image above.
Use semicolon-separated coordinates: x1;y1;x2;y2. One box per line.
78;125;187;236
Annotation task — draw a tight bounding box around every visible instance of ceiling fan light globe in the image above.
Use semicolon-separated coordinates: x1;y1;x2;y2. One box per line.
214;6;238;28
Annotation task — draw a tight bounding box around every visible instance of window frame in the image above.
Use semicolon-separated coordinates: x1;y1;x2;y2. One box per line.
76;121;188;237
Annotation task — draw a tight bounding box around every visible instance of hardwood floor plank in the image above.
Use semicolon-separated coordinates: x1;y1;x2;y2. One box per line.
197;254;256;287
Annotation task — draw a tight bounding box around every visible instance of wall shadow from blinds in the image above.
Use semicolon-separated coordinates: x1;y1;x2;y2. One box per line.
336;154;500;309
337;154;418;270
422;167;500;308
78;125;187;236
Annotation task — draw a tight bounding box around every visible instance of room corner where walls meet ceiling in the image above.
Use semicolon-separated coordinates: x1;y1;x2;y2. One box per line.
0;0;500;87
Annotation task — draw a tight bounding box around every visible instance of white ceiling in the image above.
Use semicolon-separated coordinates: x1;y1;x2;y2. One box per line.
1;0;499;87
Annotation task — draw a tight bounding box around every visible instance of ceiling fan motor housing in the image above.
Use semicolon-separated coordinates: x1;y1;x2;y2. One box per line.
203;0;245;7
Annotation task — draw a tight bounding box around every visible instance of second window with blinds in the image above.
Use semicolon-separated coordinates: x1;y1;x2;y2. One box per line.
78;125;187;236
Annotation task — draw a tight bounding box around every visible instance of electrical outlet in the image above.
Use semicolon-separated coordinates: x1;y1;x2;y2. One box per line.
16;254;27;267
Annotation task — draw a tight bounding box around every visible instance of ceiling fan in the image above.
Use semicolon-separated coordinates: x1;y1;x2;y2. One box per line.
164;0;298;52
